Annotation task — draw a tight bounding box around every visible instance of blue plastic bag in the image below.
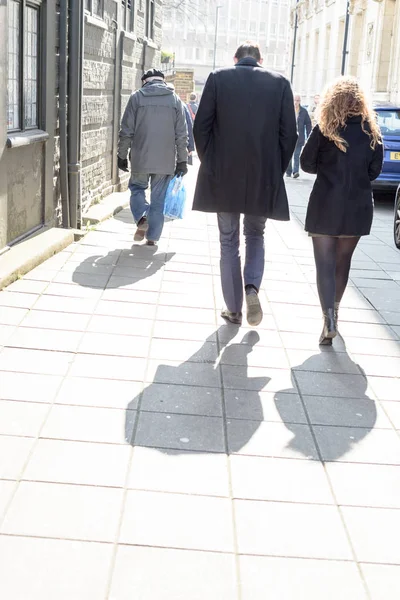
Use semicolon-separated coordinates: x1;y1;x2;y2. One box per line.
163;176;187;220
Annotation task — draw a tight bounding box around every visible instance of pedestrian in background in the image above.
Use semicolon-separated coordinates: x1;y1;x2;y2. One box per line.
309;93;320;128
301;77;383;345
183;104;195;165
193;41;297;327
286;94;312;179
187;92;198;121
118;69;188;246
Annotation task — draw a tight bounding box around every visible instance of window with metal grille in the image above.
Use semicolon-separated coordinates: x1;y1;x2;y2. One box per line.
145;0;155;40
7;0;40;132
122;0;135;32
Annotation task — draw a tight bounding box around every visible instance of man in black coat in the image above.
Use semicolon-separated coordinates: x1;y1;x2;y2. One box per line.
193;42;297;327
286;94;312;179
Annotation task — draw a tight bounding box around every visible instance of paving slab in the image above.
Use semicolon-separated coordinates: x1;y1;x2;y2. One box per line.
24;438;131;487
135;411;225;453
0;536;113;600
119;490;234;552
110;545;237;600
1;481;123;542
230;455;333;504
326;462;400;508
342;505;400;563
239;555;368;600
55;377;142;409
225;389;307;423
302;394;391;428
234;499;353;559
128;446;230;497
41;404;136;444
227;419;318;459
140;382;222;416
360;563;400;600
313;425;400;464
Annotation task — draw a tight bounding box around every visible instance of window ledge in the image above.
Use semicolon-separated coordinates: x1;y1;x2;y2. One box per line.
144;38;159;50
7;129;49;149
123;30;137;42
85;13;107;30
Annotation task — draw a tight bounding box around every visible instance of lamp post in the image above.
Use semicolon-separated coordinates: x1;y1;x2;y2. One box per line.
341;0;351;75
290;0;299;85
213;5;222;71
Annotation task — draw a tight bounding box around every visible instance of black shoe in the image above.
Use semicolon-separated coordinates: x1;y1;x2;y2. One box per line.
293;172;300;179
319;308;337;345
221;309;242;325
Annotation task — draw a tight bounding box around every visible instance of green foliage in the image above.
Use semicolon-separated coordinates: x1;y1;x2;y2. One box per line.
161;50;174;64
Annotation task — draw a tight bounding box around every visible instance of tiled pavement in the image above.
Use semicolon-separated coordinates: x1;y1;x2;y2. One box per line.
0;167;400;598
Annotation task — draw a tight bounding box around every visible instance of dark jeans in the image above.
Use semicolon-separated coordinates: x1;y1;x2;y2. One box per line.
286;143;303;176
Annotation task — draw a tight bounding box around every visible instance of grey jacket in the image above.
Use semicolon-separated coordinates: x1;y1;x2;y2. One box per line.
118;81;188;175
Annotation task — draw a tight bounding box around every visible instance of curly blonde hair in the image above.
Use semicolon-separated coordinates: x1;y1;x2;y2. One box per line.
317;77;382;152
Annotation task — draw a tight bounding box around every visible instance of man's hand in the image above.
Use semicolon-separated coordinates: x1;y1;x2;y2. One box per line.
175;162;188;177
118;156;129;172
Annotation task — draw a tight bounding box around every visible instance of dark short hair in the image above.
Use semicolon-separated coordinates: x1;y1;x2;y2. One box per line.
235;42;261;62
190;93;197;101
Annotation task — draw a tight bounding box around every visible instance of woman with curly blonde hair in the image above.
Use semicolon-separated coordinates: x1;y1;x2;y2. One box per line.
300;77;383;345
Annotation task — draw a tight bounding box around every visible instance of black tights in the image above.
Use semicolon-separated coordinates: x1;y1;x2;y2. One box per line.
312;236;360;312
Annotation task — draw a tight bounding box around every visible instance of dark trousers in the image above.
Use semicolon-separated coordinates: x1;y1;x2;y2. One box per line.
286;142;303;176
217;213;267;314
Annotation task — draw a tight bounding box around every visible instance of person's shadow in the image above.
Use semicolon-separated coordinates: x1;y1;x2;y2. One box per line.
274;350;377;461
125;327;270;454
72;245;175;289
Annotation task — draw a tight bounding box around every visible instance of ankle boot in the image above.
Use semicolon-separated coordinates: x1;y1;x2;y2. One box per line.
319;308;337;345
334;302;340;332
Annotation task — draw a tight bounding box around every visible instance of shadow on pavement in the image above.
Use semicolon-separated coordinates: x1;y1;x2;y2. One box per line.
72;245;175;288
274;350;377;461
125;327;270;454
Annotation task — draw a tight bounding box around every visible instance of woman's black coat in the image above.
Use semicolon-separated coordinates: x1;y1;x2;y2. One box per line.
192;58;298;219
300;117;384;236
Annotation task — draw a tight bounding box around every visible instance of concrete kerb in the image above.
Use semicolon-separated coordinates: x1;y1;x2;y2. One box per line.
0;227;74;290
82;190;130;226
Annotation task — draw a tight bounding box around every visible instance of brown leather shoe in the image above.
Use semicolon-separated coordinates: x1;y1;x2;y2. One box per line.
134;217;148;242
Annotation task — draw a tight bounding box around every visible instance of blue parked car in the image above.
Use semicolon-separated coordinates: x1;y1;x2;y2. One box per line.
373;104;400;191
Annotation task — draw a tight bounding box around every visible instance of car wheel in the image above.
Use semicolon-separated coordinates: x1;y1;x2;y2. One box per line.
395;185;400;249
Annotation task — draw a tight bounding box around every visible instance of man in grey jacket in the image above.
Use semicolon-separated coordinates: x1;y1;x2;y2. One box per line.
118;69;188;245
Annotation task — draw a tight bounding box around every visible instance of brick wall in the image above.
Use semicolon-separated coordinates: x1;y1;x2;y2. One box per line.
81;0;162;212
165;69;195;102
51;1;163;222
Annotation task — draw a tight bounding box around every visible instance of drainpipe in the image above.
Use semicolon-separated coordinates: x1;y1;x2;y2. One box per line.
59;0;70;228
341;0;351;76
67;0;84;229
290;0;299;85
111;17;121;186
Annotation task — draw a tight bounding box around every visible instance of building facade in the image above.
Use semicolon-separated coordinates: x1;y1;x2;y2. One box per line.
289;0;400;106
162;0;291;89
1;0;161;250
